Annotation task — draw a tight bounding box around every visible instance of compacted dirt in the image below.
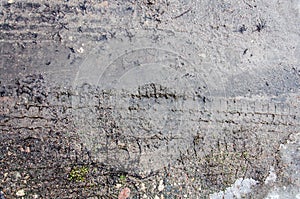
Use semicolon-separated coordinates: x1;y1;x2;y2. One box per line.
1;0;300;198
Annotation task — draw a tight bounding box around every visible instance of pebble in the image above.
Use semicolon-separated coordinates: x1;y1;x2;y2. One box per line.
99;1;108;7
77;47;84;53
118;188;130;199
158;180;164;192
16;189;25;197
14;172;22;180
25;146;30;153
115;184;122;189
140;183;146;192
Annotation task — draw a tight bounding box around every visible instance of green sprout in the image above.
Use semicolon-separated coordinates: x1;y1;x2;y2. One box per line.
119;174;126;184
68;166;89;182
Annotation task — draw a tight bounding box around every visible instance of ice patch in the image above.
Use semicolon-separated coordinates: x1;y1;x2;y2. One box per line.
209;178;258;199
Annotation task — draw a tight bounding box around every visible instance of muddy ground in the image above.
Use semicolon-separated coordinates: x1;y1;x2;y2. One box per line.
0;0;300;198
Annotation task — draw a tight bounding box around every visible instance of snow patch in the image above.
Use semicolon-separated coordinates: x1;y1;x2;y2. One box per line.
264;166;277;184
209;178;258;199
265;186;300;199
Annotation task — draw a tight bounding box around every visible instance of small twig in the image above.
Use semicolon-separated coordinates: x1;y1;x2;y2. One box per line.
254;18;267;32
172;7;192;19
243;0;253;8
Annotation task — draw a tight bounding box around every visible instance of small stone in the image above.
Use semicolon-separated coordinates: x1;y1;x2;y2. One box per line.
16;189;25;197
14;172;22;180
99;1;108;7
116;184;122;189
24;175;30;180
25;146;30;153
77;47;84;53
142;194;148;198
118;187;130;199
7;0;14;4
199;53;207;58
33;194;39;199
154;195;160;199
158;180;164;192
140;183;146;191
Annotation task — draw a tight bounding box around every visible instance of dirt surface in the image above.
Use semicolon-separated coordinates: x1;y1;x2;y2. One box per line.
1;0;300;198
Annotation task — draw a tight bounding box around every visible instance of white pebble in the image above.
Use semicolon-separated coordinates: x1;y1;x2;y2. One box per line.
77;47;84;53
158;180;164;192
33;194;39;199
16;189;25;197
140;183;146;191
115;184;122;188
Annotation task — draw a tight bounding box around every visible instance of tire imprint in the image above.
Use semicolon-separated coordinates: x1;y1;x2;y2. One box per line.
72;28;220;172
0;76;299;197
